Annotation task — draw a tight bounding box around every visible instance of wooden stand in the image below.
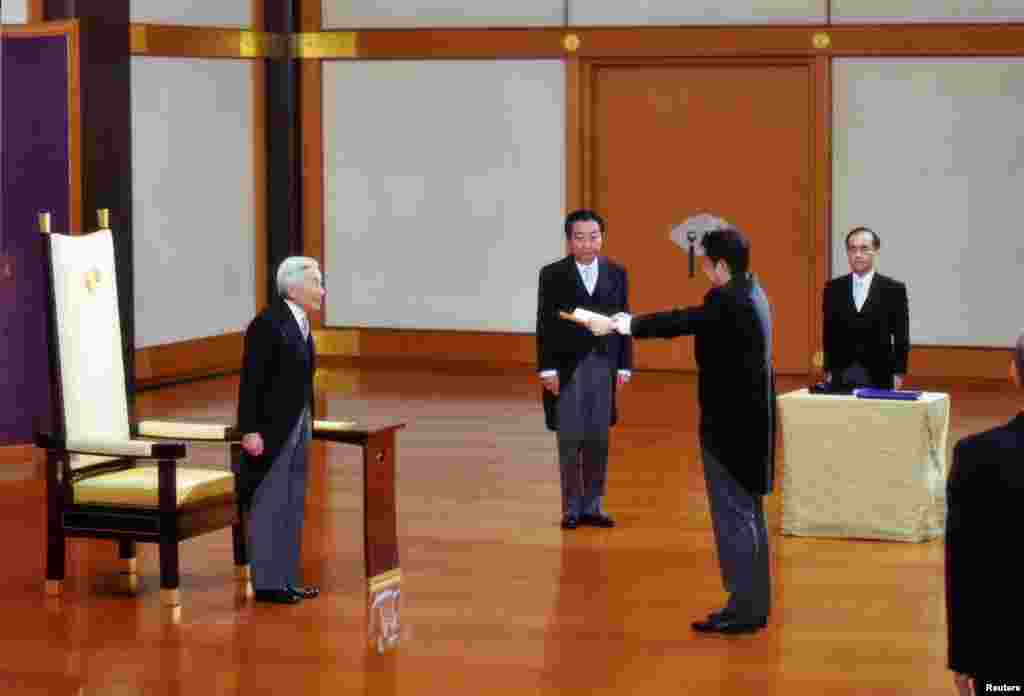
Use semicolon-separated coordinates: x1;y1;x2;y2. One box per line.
314;421;404;651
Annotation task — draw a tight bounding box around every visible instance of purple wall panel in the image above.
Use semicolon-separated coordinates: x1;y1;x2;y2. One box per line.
0;34;69;444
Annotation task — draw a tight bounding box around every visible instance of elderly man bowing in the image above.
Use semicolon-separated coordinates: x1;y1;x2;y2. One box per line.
238;257;325;604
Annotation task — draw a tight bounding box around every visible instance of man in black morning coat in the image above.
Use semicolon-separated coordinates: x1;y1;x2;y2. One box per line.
536;209;633;530
945;330;1024;693
610;226;775;635
823;226;909;390
237;256;324;605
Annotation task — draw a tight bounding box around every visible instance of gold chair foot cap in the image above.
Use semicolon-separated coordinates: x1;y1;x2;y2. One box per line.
117;573;139;594
161;589;181;607
164;605;182;624
234;564;251;580
45;580;63;596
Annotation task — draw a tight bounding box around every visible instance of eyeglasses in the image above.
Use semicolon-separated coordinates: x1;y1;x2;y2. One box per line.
846;245;876;255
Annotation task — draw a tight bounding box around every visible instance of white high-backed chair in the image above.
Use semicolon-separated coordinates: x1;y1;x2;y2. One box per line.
37;210;247;607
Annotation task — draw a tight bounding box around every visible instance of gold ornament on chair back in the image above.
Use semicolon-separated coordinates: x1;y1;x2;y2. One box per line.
84;268;103;294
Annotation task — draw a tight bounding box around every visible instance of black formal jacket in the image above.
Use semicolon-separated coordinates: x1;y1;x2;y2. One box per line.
945;412;1024;679
823;272;909;389
236;298;316;505
631;276;775;496
536;255;632;432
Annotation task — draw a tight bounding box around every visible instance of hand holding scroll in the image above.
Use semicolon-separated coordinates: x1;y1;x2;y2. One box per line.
559;309;614;336
610;313;632;335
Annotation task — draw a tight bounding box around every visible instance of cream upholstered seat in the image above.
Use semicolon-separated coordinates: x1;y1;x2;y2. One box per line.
73;466;235;507
38;212;247;607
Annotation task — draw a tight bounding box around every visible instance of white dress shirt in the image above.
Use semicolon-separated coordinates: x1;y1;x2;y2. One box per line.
577;259;598;295
284;298;309;341
852;270;874;312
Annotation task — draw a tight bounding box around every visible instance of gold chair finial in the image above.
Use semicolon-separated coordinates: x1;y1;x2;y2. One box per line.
97;208;110;230
38;211;52;235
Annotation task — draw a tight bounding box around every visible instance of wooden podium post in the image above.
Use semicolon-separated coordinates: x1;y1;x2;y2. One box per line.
313;420;404;652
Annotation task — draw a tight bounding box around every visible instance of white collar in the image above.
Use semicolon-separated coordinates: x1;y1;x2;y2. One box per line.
852;270;875;286
575;258;599;273
284;298;307;332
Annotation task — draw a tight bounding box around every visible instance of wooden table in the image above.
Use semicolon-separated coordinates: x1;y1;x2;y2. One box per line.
777;389;949;542
313;419;404;651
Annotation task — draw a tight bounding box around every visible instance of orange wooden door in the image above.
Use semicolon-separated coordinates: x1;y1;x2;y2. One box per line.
588;61;814;374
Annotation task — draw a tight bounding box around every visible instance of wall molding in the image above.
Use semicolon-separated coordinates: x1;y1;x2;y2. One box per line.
129;24;288;58
135;332;244;388
98;23;1024;61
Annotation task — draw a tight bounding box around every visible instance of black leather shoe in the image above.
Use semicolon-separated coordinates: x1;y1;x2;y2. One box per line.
560;515;579;530
706;608;731;621
253;589;302;605
287;584;320;600
579;513;616;528
691;615;767;634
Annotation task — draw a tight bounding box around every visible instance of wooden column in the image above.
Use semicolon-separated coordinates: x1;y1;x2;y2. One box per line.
42;0;135;402
262;0;303;302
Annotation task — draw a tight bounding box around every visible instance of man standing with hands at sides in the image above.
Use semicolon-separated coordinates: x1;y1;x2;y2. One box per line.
823;226;909;390
945;331;1024;694
238;257;325;604
536;209;632;530
606;226;774;635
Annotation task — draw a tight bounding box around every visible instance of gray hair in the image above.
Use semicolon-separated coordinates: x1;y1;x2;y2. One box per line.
276;256;320;298
1016;329;1024;385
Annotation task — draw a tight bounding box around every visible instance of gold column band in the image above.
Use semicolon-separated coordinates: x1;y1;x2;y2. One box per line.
292;32;358;59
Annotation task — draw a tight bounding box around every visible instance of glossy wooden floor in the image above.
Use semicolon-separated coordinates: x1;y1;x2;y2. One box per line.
1;364;1018;695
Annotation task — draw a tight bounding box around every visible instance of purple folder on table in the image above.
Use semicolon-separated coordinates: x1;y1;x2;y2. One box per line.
853;388;922;401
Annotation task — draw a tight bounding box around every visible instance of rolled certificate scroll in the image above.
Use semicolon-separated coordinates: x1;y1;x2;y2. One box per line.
558;308;610;326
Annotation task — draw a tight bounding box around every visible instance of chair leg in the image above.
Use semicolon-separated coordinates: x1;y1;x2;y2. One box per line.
232;502;249;580
230;450;249;581
46;452;65;596
159;538;180;607
46;509;65;597
118;539;137;574
45;538;64;597
157;459;180;607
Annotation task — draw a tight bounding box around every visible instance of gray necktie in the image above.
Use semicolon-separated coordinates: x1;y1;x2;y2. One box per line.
299;314;309;341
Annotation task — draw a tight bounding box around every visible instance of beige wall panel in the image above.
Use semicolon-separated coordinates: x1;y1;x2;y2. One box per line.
832;58;1024;348
1;1;29;23
131;0;252;28
569;0;826;25
832;0;1024;23
131;57;256;349
323;60;565;332
324;0;565;28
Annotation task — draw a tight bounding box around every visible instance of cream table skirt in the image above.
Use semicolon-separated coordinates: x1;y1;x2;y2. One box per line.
778;388;949;542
